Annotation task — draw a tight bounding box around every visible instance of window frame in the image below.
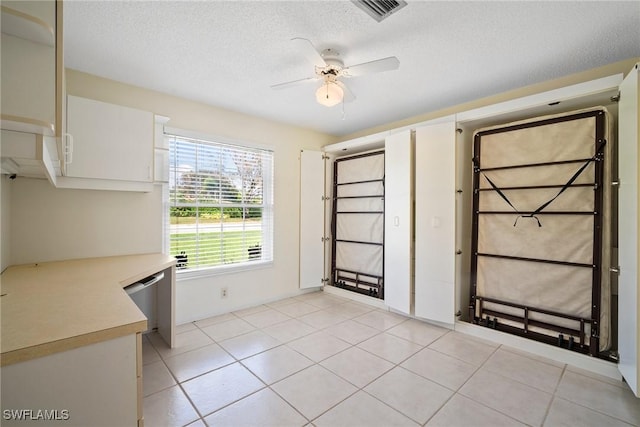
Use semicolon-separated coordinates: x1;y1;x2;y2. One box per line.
164;127;275;278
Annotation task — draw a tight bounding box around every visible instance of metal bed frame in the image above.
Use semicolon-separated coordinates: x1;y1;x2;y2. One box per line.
469;109;610;358
331;151;385;299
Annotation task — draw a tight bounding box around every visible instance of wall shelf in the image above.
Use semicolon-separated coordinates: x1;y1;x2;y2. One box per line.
1;5;54;46
0;115;55;137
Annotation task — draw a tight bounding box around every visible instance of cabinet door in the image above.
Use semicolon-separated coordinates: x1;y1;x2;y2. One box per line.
385;130;412;315
617;63;639;397
1;335;138;426
66;96;153;182
414;119;456;324
300;150;325;289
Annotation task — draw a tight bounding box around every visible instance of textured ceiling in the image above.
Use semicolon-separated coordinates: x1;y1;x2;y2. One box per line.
64;1;640;137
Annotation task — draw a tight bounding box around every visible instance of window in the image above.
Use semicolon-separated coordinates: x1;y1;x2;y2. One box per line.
167;133;273;272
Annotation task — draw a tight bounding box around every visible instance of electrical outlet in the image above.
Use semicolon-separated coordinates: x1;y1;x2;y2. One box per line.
221;287;228;299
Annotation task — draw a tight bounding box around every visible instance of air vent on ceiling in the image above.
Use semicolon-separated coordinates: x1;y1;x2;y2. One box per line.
351;0;407;22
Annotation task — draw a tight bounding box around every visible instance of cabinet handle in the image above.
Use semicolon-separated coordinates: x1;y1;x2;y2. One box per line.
64;133;74;165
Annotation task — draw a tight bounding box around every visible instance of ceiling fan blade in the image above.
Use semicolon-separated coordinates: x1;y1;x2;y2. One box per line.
291;37;327;68
343;56;400;77
270;76;318;90
336;81;356;103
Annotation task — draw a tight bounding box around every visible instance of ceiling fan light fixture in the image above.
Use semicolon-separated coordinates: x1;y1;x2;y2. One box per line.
316;81;344;107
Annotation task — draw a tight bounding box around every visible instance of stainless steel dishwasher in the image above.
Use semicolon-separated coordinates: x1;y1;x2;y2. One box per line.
124;271;165;333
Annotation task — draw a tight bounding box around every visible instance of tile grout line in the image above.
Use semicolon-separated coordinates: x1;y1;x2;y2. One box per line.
145;294;328;424
420;391;456;427
165;298;427;424
475;348;563;395
149;300;418;424
157;343;205;426
443;342;537;427
147;319;263;426
289;315;434;425
264;383;312;426
149;331;220;425
251;308;411;424
146;291;636;427
551;368;640;426
539;362;569;426
236;357;312;425
188;301;358;423
181;324;292;424
547;395;638;427
259;299;364;424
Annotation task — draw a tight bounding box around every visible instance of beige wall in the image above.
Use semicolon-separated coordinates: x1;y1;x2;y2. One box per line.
1;174;12;271
6;59;637;324
341;57;640;141
65;69;337;149
9;178;163;264
7;69;333;323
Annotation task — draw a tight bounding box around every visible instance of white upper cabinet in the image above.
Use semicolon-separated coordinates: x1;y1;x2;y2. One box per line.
64;95;154;185
0;0;62;137
0;1;64;182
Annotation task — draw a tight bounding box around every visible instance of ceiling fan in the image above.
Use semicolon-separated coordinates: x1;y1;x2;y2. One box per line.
271;38;400;107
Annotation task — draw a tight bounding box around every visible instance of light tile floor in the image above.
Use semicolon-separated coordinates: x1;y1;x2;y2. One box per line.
143;291;640;427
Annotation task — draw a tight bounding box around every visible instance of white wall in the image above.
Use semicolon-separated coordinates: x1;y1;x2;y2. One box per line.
5;69;333;324
1;174;12;271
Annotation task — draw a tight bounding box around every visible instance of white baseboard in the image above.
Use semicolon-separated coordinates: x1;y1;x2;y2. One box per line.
455;321;621;380
177;287;322;325
322;285;387;309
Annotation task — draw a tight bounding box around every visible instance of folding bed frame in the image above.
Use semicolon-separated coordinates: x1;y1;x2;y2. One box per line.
331;151;385;299
469;107;613;358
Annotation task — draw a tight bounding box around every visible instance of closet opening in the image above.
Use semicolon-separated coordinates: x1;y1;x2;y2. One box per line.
330;150;385;299
467;107;617;361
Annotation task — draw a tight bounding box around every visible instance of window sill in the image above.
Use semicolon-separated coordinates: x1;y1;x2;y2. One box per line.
176;260;273;281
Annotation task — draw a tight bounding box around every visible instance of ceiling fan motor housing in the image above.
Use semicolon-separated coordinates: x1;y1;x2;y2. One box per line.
318;48;344;80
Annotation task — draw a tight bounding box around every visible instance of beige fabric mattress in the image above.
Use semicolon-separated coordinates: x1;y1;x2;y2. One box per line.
473;107;612;351
334;152;385;279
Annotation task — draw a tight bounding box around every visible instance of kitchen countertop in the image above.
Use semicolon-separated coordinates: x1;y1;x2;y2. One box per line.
1;253;176;366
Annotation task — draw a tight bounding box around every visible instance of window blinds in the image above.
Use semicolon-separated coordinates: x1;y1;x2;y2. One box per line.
167;134;273;270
